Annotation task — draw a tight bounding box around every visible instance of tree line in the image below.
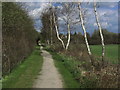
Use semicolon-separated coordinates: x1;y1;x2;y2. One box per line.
2;2;39;75
90;29;119;45
41;28;119;45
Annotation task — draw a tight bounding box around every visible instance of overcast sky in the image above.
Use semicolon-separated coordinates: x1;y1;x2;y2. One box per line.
21;2;118;35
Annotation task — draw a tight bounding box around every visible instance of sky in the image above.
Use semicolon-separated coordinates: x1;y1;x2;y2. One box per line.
21;2;118;35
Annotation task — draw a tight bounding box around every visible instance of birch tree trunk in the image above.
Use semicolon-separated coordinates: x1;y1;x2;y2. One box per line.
94;2;105;66
50;15;53;45
78;3;95;66
78;3;92;55
53;12;65;49
66;23;71;50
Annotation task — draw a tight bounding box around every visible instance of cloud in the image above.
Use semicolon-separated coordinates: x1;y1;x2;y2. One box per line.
109;4;116;8
28;2;51;19
22;2;51;31
101;22;108;28
57;2;118;34
95;2;118;8
21;2;118;33
94;23;97;26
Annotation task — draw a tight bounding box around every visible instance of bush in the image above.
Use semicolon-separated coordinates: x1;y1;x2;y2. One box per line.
2;2;39;75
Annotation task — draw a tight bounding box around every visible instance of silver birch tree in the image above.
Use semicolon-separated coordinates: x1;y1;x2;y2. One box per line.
52;10;66;49
93;2;105;66
50;15;53;45
78;2;95;66
60;3;77;50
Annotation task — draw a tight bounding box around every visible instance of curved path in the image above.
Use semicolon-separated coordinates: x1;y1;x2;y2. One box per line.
33;49;63;88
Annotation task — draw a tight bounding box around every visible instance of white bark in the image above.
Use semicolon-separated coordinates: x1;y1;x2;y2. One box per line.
61;3;73;50
66;23;71;50
78;3;92;56
53;12;65;49
94;2;105;61
50;15;53;45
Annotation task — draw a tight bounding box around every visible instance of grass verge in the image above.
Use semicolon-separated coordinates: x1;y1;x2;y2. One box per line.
2;46;43;88
48;51;80;88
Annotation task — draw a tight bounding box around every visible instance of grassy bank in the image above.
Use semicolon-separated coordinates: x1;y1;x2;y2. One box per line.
2;47;43;88
90;44;119;64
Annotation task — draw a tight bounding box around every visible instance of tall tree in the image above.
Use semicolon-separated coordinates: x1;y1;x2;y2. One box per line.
52;8;66;49
93;2;105;66
50;13;53;45
77;2;95;66
59;3;78;50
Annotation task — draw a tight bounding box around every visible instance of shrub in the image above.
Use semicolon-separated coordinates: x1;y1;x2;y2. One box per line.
2;2;39;75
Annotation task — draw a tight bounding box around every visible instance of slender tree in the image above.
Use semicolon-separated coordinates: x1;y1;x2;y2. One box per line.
94;2;105;66
60;3;77;50
50;15;53;45
48;3;79;50
52;9;66;49
66;21;71;50
78;2;95;66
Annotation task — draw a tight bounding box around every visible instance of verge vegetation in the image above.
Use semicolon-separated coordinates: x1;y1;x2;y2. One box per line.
2;47;43;88
44;44;119;88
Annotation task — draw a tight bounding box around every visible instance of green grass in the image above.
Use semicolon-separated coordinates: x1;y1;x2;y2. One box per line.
90;44;119;64
49;51;80;88
2;46;43;88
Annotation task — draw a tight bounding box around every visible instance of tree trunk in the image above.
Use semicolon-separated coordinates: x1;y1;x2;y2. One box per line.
50;15;53;45
53;12;65;49
8;58;11;73
78;3;92;55
78;3;95;66
66;23;71;50
94;2;105;66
